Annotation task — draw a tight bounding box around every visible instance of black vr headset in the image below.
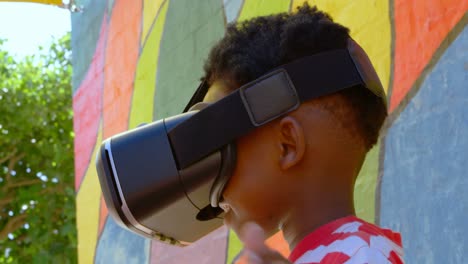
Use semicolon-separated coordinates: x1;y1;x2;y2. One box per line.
95;39;386;246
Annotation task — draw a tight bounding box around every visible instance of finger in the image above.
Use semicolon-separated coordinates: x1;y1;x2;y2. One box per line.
240;223;290;263
239;222;270;256
244;249;263;264
243;249;290;264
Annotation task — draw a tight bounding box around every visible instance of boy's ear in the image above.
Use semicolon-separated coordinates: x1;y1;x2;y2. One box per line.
278;116;305;170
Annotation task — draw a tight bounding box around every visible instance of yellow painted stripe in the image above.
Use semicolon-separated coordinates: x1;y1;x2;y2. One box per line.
76;126;103;264
354;143;380;223
238;0;290;21
129;1;169;128
141;0;165;45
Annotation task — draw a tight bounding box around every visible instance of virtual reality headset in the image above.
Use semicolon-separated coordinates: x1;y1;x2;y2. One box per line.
95;39;386;245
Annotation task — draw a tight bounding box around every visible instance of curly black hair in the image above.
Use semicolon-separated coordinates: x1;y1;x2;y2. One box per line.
203;3;387;150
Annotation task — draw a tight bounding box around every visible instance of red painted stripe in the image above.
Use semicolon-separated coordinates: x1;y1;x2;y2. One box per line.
390;0;468;111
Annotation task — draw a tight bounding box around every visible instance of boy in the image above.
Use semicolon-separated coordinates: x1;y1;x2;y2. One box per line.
200;4;404;263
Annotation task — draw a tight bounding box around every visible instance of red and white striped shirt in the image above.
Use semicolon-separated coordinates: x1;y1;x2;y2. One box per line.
288;216;404;264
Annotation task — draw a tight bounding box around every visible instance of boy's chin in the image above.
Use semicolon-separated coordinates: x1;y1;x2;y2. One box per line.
223;211;236;229
223;212;243;235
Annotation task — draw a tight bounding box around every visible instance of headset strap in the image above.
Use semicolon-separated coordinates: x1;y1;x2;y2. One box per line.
169;42;384;169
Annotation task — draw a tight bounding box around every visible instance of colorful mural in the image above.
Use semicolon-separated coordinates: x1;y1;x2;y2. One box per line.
71;0;468;263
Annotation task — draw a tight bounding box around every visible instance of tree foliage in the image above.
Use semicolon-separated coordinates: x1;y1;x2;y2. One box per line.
0;34;76;263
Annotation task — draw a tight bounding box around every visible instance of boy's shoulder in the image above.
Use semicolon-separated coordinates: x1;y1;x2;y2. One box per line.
288;216;404;264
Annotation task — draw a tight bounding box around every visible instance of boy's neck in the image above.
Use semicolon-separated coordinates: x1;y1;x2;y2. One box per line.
281;189;356;251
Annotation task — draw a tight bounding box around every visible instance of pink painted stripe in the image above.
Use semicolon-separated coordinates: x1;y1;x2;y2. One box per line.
73;14;108;191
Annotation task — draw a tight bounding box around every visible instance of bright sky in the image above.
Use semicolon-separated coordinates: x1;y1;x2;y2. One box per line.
0;2;71;58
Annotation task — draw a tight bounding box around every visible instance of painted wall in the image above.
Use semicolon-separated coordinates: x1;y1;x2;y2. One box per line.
71;0;468;263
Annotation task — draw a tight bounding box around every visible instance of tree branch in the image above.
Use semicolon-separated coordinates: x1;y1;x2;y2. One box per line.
2;152;25;192
9;152;25;169
0;214;27;241
0;195;14;207
0;148;17;164
8;179;42;188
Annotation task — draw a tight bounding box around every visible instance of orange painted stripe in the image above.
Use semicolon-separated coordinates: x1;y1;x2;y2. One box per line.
390;0;468;111
234;232;290;264
102;0;143;139
265;231;290;258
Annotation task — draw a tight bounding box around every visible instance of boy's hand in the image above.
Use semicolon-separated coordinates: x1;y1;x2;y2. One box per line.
239;222;292;264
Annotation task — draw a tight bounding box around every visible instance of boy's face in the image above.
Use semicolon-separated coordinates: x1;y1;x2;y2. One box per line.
203;81;294;236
